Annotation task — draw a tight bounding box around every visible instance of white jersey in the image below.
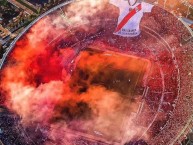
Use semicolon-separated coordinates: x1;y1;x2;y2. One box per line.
110;0;154;37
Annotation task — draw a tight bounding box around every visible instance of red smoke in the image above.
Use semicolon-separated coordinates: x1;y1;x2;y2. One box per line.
0;1;175;144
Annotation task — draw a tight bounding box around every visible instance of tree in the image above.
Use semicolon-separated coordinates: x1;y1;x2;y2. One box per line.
0;0;8;6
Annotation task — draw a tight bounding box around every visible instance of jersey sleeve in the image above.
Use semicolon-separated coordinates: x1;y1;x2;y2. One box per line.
109;0;120;7
142;2;154;13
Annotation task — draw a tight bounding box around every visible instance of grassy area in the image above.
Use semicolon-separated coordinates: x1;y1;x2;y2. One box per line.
16;0;39;14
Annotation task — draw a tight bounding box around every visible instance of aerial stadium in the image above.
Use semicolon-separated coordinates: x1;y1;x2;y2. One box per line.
0;0;193;145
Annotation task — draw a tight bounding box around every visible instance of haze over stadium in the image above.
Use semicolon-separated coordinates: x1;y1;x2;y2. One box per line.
0;0;193;145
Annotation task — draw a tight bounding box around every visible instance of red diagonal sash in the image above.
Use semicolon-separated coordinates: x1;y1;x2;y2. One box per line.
114;4;142;33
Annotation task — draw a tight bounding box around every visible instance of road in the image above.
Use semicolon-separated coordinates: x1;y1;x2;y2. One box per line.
7;0;34;15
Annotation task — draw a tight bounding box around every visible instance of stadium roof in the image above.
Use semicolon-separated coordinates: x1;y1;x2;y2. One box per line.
182;17;193;26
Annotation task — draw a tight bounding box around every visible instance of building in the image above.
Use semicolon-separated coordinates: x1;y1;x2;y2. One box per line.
0;25;11;39
0;18;2;24
7;0;40;15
